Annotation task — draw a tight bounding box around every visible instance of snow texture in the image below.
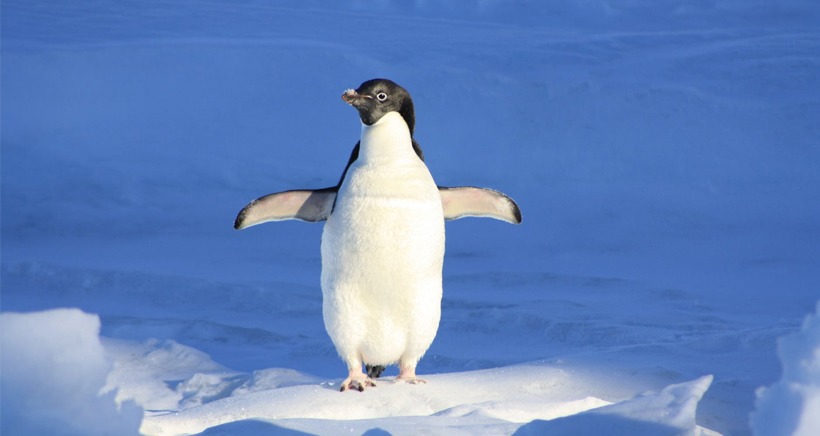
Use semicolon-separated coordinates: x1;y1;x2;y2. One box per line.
2;1;820;435
0;309;143;435
751;303;820;436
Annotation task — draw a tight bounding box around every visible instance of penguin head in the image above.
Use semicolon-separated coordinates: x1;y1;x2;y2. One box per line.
342;79;415;135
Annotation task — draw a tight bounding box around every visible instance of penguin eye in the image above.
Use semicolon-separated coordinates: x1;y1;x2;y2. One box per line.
376;92;388;101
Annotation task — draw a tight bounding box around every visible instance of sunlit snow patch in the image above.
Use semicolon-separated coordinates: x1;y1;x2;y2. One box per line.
140;362;717;435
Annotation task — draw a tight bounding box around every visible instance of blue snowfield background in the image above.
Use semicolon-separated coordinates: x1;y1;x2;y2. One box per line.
2;1;819;435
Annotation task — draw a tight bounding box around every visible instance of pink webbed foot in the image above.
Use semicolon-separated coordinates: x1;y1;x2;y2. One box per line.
395;376;427;385
339;371;377;392
396;365;427;385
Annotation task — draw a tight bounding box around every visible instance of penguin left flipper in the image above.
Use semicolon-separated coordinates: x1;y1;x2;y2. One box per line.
234;188;337;229
439;186;522;224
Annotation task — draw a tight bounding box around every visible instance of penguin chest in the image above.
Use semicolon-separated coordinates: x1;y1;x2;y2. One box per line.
322;160;445;293
320;160;445;363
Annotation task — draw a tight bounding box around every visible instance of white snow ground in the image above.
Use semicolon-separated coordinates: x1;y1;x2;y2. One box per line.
2;1;819;435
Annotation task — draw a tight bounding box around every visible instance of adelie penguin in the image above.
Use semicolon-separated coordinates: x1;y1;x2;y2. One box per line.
234;78;521;392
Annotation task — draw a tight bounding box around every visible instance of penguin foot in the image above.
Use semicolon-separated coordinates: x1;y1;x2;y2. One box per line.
395;376;427;385
396;365;426;384
339;372;376;392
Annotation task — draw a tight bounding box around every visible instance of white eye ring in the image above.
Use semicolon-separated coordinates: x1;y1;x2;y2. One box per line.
376;92;388;101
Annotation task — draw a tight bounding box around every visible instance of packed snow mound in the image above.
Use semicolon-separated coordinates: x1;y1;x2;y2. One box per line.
516;375;715;436
97;338;719;434
104;337;323;413
136;356;715;435
103;337;234;411
751;302;820;436
0;308;143;436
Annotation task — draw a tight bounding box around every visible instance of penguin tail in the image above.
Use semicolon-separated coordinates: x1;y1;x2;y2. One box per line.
366;364;386;379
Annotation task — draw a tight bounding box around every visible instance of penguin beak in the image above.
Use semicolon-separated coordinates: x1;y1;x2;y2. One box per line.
342;89;371;107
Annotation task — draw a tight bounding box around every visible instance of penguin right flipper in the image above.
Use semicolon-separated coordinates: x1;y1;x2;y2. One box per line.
439;186;522;224
234;188;337;229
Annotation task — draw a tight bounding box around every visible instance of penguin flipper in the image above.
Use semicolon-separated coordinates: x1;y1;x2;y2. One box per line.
439;186;522;224
234;188;337;229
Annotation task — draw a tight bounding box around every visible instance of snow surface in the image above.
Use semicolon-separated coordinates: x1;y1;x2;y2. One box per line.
0;309;142;435
2;1;820;435
751;303;820;436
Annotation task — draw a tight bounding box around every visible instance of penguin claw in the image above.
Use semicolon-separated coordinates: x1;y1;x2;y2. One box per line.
339;376;376;392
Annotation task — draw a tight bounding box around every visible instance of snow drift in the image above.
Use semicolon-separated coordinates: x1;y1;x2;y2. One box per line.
0;308;718;435
0;309;143;436
752;303;820;436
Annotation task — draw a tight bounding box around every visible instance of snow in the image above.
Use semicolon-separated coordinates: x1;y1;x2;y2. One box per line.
751;303;820;436
2;1;819;435
516;375;715;436
0;309;142;435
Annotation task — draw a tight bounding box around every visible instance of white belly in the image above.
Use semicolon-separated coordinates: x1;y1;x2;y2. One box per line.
321;156;445;367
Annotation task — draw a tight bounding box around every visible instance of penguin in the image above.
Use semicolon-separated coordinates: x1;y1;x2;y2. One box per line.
235;79;521;392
